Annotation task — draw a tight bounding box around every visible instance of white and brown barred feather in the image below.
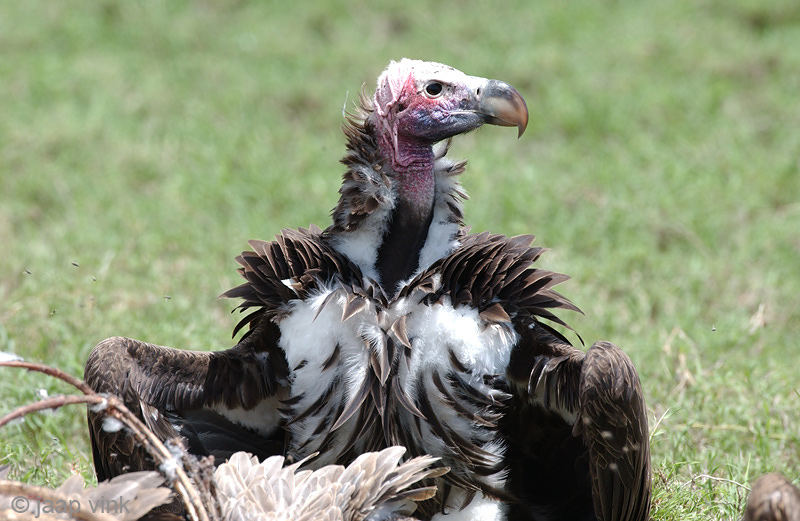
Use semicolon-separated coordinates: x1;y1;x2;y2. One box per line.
215;225;602;518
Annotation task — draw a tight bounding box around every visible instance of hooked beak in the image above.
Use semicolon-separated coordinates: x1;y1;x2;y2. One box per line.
476;79;529;138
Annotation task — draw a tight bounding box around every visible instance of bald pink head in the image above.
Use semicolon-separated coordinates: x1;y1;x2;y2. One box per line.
374;59;528;144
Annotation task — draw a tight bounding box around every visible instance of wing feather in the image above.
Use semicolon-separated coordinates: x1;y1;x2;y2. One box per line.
415;231;651;519
84;328;288;482
574;341;652;521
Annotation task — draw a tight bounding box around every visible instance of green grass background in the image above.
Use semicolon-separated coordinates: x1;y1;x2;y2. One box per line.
1;1;799;519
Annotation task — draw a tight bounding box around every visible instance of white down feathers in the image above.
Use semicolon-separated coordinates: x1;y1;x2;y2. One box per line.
215;446;439;521
275;283;516;521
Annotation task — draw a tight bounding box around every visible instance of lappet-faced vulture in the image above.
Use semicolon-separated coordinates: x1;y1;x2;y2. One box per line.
86;59;651;521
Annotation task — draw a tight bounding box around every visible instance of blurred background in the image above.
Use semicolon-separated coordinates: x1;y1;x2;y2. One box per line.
1;1;798;518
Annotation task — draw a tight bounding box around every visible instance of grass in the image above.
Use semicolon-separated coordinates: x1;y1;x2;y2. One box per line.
1;0;799;518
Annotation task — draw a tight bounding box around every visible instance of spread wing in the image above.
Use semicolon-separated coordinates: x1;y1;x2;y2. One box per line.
504;323;651;521
84;318;289;481
85;226;370;482
495;248;651;521
416;231;651;520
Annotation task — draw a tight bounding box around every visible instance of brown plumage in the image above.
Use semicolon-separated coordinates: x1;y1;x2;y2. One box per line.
743;473;800;521
86;59;651;521
85;333;288;482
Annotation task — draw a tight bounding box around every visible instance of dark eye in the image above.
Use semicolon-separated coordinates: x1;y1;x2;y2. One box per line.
424;81;444;97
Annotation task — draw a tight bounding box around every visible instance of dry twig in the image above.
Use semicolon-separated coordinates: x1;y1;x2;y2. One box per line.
0;360;214;521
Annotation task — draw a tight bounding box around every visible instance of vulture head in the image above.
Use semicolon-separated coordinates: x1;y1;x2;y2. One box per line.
372;59;528;172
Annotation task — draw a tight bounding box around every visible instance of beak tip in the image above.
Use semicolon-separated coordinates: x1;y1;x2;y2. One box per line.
517;99;529;138
478;79;529;139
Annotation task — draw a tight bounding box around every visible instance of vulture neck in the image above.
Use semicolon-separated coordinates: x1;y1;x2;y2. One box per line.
329;105;464;299
376;135;437;294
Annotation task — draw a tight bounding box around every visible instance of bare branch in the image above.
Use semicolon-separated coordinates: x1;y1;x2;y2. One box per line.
0;363;214;521
0;361;94;395
0;394;99;428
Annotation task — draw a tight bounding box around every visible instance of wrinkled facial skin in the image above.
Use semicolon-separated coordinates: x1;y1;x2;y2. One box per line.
395;76;488;143
375;60;528;146
377;63;487;144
